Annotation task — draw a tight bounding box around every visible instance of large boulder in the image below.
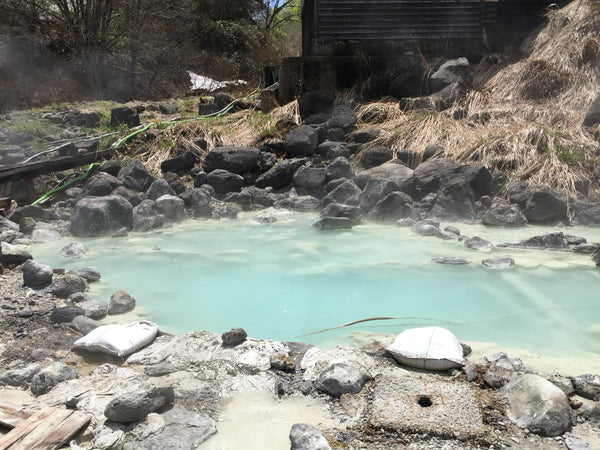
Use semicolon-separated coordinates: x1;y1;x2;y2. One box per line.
501;231;570;250
109;290;136;314
22;259;53;288
289;423;331;450
321;180;361;207
155;195;185;223
225;187;274;211
206;169;245;194
313;203;361;230
30;362;78;396
160;151;199;175
145;179;175;201
450;165;492;198
572;374;600;401
61;242;89;258
86;172;123;196
504;374;571;437
118;159;156;192
482;201;528;227
430;57;471;92
328;105;357;130
179;189;212;218
0;242;32;266
430;178;476;221
369;191;414;222
360;146;393;169
523;185;568;224
293;165;327;190
361;161;415;195
71;195;133;237
104;386;175;423
52;274;87;299
359;178;400;212
132;200;162;232
413;158;457;197
284;125;319;157
255;158;307;189
0;363;42;387
203;146;263;175
571;201;600;227
325;157;354;181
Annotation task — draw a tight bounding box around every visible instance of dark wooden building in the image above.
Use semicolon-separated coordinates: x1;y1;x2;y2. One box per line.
279;0;568;101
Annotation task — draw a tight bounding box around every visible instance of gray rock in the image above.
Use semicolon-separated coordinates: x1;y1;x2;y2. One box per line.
51;305;85;323
412;221;443;237
8;204;54;224
284;125;319;157
100;160;123;177
212;203;239;219
573;374;600;401
68;292;89;305
501;232;570;250
524;185;568;225
206;169;245;194
256;158;308;189
550;375;575;396
145;179;175;201
369;191;414;222
70;315;102;335
414;158;457;195
117;159;155;192
313;217;356;230
298;91;334;120
79;300;109;320
225;187;275;211
289;423;332;450
132;406;217;449
30;228;62;243
482;257;515;268
565;435;594;450
52;274;87;298
0;241;32;266
0;363;42;387
328;105;357;130
430;57;471;92
112;227;128;237
21;259;53;288
31;361;78;396
108;290;136;314
482;201;528;227
325;157;354;182
203;146;263;175
432;256;471;265
86;172;123;196
68;267;101;282
571;201;600;227
61;242;90;258
360;146;393;169
293;166;326;189
133;199;161;232
430;178;476;221
111;107;140;128
144;361;178;377
351;129;379;144
275;195;320;212
160;152;199;176
112;186;142;207
71;195;133;237
315;363;369;397
178;189;212;218
320;203;361;223
504;374;571;437
320;180;361;207
359;178;400;213
155;194;185;223
463;236;493;251
104;386;175;422
222;327;247;346
361;161;415;195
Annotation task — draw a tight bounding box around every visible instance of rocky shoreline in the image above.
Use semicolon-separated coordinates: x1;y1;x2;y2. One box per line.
1;95;600;449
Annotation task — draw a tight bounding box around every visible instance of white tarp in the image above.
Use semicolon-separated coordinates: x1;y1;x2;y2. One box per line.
386;326;465;371
72;320;159;358
188;71;247;92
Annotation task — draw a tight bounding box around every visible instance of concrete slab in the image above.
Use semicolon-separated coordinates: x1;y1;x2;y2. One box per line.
367;376;486;439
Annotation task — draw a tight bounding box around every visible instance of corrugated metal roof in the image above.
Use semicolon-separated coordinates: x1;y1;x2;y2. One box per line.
315;0;483;40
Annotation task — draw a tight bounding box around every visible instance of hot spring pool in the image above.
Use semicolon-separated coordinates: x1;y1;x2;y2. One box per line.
32;210;600;362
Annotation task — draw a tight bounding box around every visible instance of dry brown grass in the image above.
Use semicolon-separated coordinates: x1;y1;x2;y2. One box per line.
357;0;600;193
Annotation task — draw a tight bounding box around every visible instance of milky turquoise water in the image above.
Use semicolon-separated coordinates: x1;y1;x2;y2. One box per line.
31;210;600;359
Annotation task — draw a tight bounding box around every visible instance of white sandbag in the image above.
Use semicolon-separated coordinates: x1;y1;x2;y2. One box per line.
73;320;159;358
386;326;465;371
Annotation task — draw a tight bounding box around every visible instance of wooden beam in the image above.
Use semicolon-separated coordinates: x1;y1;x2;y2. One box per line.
0;148;116;184
0;401;32;429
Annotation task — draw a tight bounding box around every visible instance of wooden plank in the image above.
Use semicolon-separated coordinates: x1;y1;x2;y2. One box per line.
0;401;32;429
0;408;56;450
29;411;91;450
9;409;73;450
0;147;116;184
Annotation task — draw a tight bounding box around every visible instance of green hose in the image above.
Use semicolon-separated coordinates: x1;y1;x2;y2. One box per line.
32;163;101;205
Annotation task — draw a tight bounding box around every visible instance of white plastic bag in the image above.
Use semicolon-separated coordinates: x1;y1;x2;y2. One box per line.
73;320;159;357
386;326;465;370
